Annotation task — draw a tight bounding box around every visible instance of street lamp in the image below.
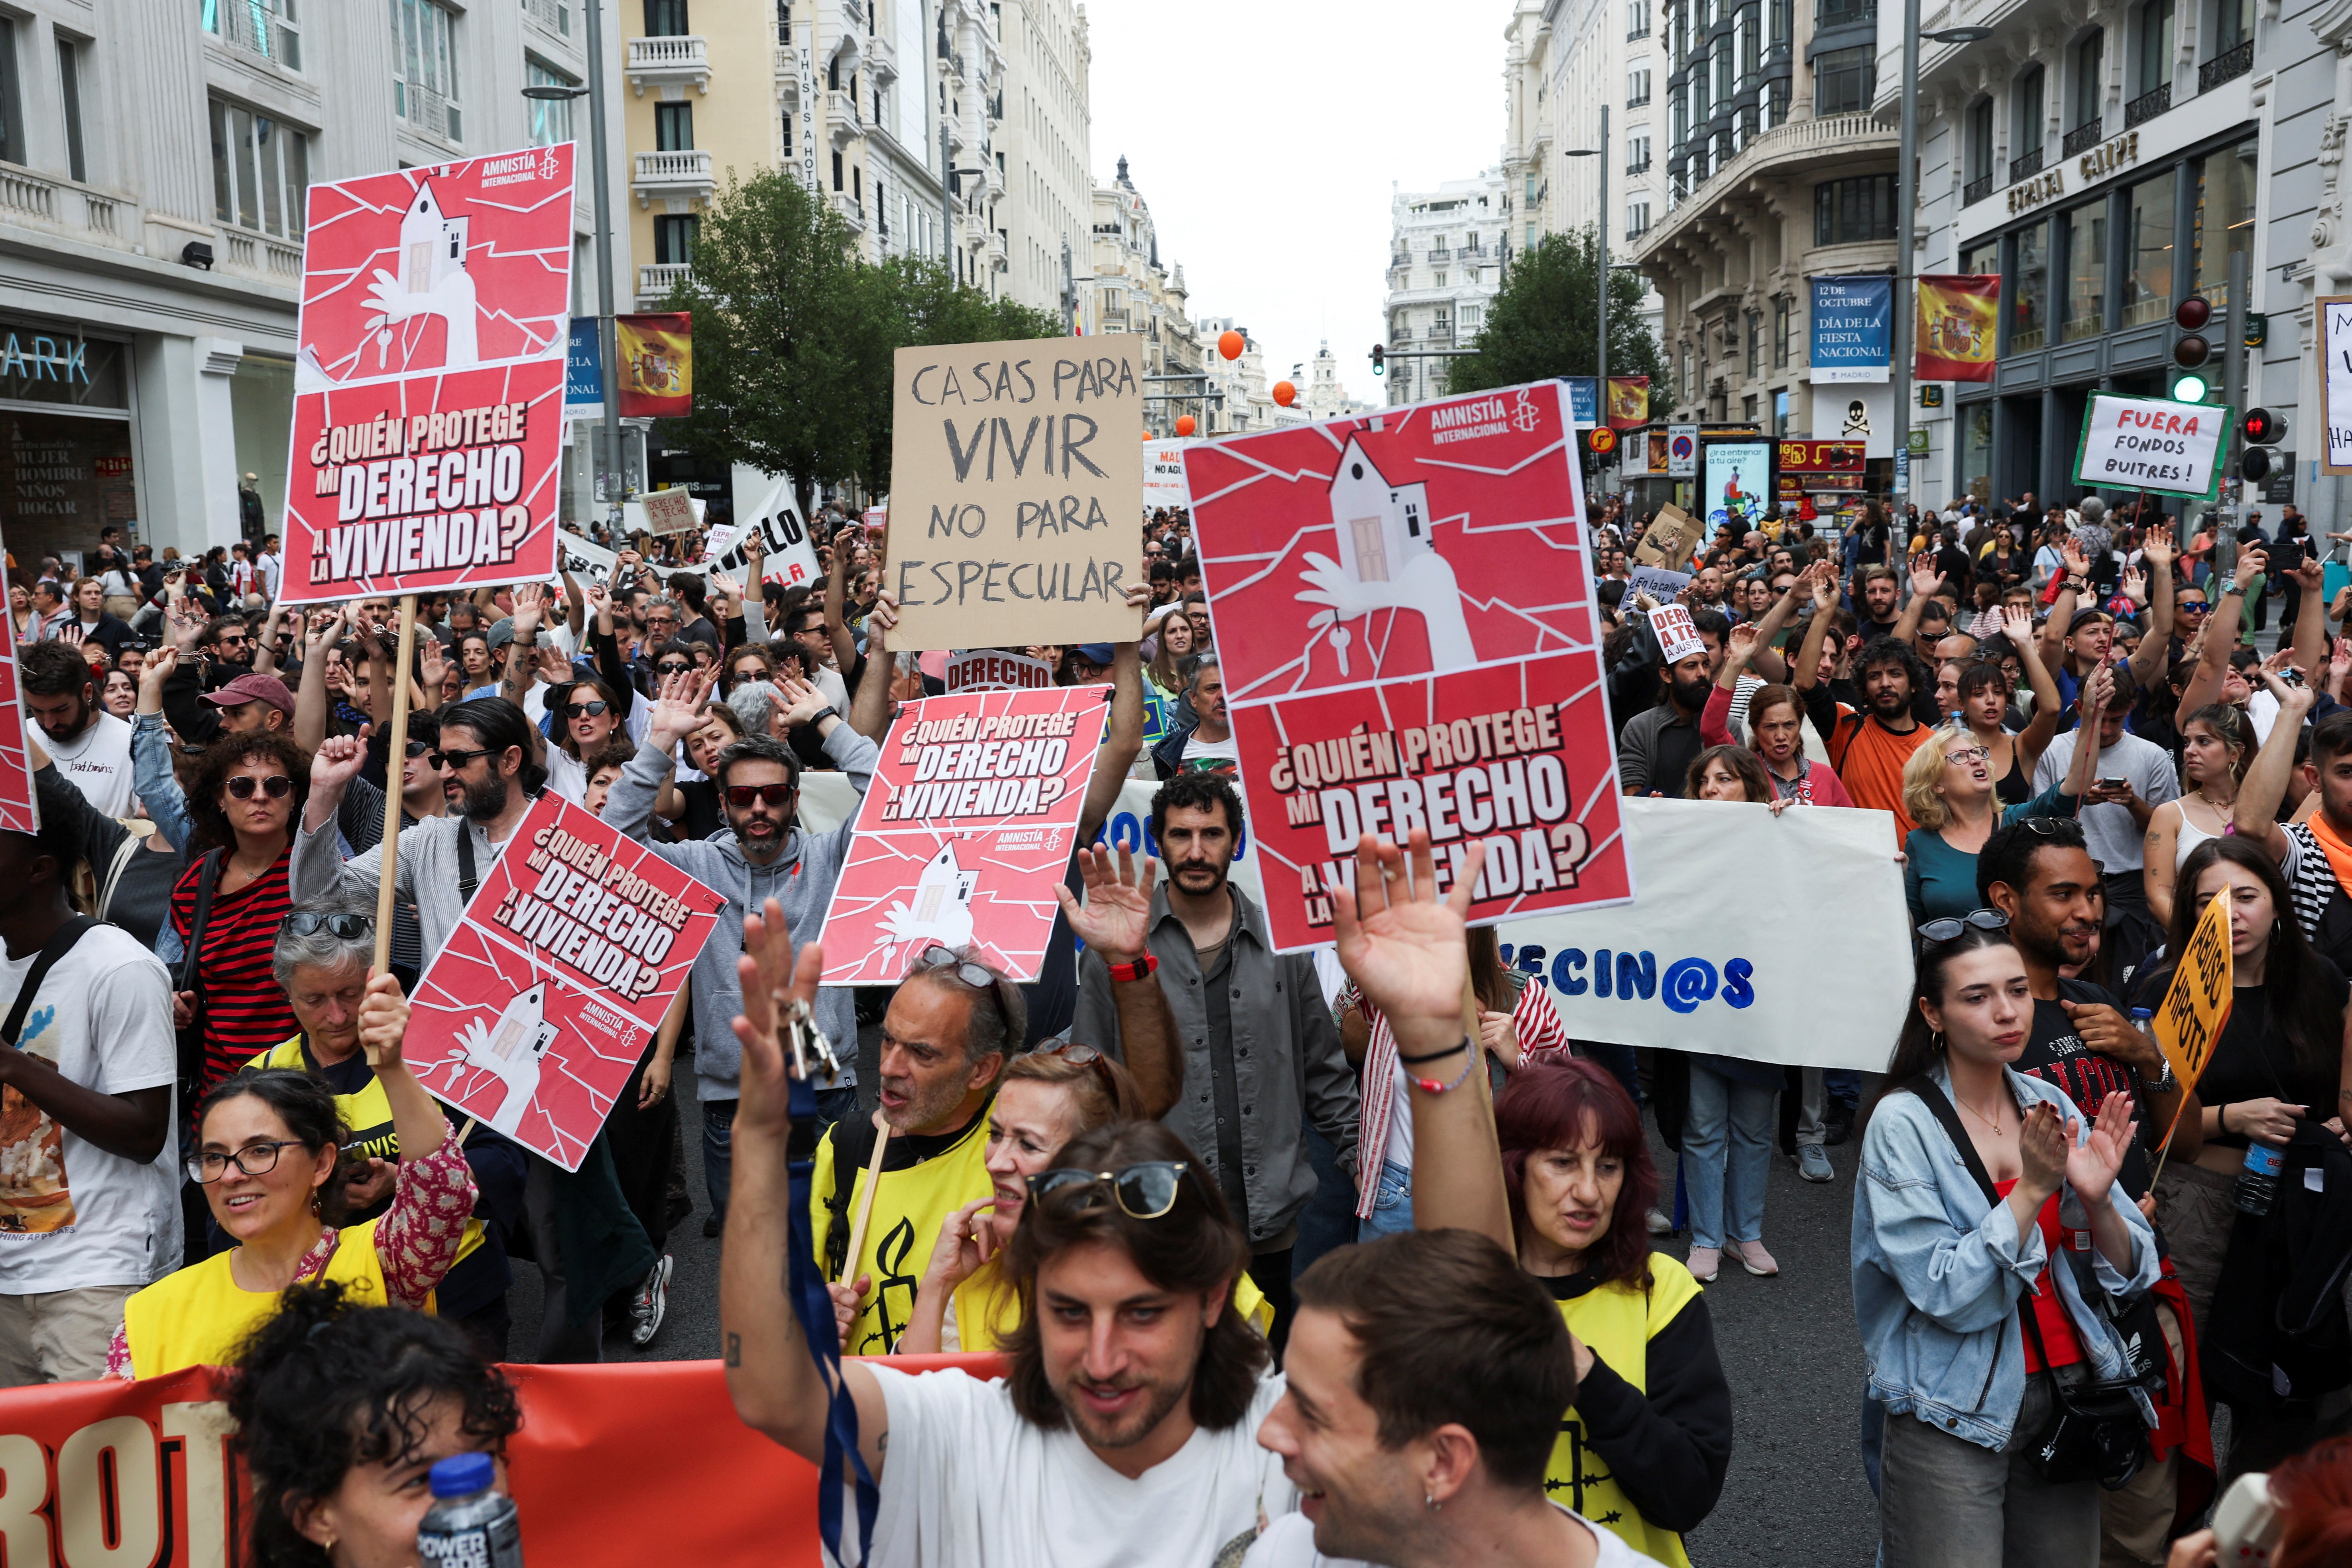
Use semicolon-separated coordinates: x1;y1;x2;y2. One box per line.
523;11;623;529
1893;18;1996;501
1563;104;1611;403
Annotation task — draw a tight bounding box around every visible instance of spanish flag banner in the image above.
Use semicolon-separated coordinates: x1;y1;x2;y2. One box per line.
616;311;693;416
1606;376;1650;429
1914;276;1998;383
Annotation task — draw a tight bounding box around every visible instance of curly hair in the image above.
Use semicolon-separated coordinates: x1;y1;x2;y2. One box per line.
224;1282;521;1568
185;730;311;855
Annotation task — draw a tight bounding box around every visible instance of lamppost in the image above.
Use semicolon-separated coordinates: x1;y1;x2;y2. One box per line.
1893;18;1992;503
1563;104;1611;393
524;8;623;531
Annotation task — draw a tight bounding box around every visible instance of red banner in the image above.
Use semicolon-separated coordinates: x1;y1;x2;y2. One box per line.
1183;383;1632;951
0;1354;1002;1567
816;686;1107;984
615;313;692;417
404;794;728;1170
0;532;32;834
280;146;575;604
1605;376;1649;430
1915;274;1999;383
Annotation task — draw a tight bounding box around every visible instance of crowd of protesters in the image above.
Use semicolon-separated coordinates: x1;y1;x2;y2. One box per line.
7;486;2352;1568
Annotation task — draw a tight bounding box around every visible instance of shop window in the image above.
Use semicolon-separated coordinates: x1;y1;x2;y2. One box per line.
391;0;462;143
2010;219;2049;350
2122;171;2174;325
1962;403;1993;496
1815;174;1895;244
202;0;302;70
208;96;311;238
1961;237;1999;275
2192;140;2258;307
2063;206;2107;341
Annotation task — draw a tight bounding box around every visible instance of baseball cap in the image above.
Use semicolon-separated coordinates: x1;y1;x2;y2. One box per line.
200;673;295;717
1071;643;1115;665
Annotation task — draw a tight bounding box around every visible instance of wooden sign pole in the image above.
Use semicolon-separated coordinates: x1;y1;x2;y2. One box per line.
371;592;420;977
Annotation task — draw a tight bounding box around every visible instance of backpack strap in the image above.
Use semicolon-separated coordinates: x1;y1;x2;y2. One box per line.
823;1114;879;1282
176;850;223;995
2;917;96;1047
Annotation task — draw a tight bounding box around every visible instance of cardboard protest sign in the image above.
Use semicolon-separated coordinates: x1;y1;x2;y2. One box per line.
946;648;1056;693
1143;439;1192;508
2153;890;2233;1093
1649;604;1705;664
1630;502;1700;571
1183;381;1631;951
404;795;727;1170
2073;393;2230;501
707;474;823;589
0;537;34;834
639;486;698;536
1485;798;1910;1072
282;146;575;604
886;337;1146;651
1624;564;1691;605
817;686;1108;984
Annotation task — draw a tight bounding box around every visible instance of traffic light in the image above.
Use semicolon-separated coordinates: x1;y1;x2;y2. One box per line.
2170;295;2213;403
1588;427;1619;455
1371;344;1385;377
2242;407;2287;482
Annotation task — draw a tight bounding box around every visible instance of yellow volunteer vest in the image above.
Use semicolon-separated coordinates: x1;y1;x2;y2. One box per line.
1546;1256;1703;1568
250;1038;488;1269
122;1218;410;1377
946;1258;1276;1353
811;1112;995;1357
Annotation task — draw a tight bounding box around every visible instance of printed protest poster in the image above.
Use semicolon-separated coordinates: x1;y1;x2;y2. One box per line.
0;536;33;835
404;795;727;1170
1624;564;1691;604
1702;439;1772;533
1649;603;1705;663
1144;438;1192;508
818;686;1108;984
1182;380;1631;952
640;486;698;536
707;474;824;589
283;145;576;604
887;336;1146;651
946;648;1056;693
2323;297;2352;475
2074;392;2230;501
2152;890;2233;1093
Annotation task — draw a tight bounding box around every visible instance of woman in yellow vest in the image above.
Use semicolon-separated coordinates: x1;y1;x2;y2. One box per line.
108;973;478;1378
894;1044;1272;1353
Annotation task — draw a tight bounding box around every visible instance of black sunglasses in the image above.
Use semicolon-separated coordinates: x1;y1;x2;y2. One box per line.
404;739;433;759
1917;908;2009;944
280;912;373;938
226;774;293;799
724;783;793;808
1027;1161;1193;1220
562;701;612;720
654;661;692;676
430;746;494;770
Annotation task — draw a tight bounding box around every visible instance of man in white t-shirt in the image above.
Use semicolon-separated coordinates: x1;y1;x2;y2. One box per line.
1244;1230;1660;1568
722;913;1294;1568
256;534;283;603
0;811;179;1384
20;641;134;818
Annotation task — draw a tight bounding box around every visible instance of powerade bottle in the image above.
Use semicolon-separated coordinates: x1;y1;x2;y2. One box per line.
2235;1143;2284;1219
417;1452;524;1568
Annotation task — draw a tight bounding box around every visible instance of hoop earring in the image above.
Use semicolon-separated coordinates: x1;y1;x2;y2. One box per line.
1424;1494;1442;1513
1931;1030;1947;1054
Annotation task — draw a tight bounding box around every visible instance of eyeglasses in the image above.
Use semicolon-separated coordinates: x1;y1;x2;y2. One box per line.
655;661;692;676
281;912;373;938
2177;600;2209;613
429;746;494;771
187;1139;306;1184
226;774;294;800
1026;1161;1193;1220
1035;1041;1105;1066
562;701;612;720
1917;908;2010;944
724;783;794;808
1943;745;1989;766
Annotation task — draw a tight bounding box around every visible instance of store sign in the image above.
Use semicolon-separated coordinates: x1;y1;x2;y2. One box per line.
0;325;127;410
2078;130;2140;183
1776;440;1864;474
2007;168;2065;215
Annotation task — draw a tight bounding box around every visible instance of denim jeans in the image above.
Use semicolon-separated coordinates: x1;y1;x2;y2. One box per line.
1357;1158;1414;1241
703;1087;857;1230
1683;1060;1775;1249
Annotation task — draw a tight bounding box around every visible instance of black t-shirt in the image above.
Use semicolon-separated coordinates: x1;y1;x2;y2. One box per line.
2137;961;2350;1149
2016;977;2152;1198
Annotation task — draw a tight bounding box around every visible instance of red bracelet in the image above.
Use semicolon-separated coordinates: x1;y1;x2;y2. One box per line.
1105;952;1158;984
1409;1043;1477;1096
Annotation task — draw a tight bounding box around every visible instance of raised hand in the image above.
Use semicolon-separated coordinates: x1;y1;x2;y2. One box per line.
2235;548;2268;591
773;674;827;729
167;596;208;653
2064;1091;2140;1211
1909;553;1945;599
1724;621;1759;668
1809;559;1839;611
310;729;373;794
511;581;546;637
418;641;451;694
2000;604;2034;648
136;643;179;708
2141;522;2175;569
917;1196;1000;1299
1055;843;1158;962
644;665;710;746
865;589;901;651
728;897;826;1137
1333;829;1488;1035
2018;1101;2069;1202
2293;554;2326;594
2061;540;2091;580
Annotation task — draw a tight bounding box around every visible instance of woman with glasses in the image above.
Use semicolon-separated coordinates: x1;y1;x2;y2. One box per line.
1856;919;2157;1566
1902;668;2108;927
2142;703;2250;927
108;975;477;1378
166;730;312;1092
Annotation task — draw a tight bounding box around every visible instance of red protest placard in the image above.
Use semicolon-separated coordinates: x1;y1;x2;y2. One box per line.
818;686;1108;985
0;543;33;835
403;795;727;1171
946;648;1055;693
1183;382;1631;950
280;146;576;604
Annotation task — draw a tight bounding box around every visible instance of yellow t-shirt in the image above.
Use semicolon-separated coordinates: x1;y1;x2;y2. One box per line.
122;1218;400;1377
811;1112;995;1357
1546;1256;1703;1568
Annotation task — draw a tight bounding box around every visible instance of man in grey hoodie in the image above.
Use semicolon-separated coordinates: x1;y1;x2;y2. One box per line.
604;607;894;1224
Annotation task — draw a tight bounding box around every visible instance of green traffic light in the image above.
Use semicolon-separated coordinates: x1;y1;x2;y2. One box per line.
2171;372;2210;403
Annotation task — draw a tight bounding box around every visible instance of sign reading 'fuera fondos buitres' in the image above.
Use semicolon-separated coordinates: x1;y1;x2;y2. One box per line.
887;335;1147;650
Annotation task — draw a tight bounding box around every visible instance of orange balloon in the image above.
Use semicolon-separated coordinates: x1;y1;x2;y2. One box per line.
1218;330;1245;361
1273;380;1297;407
1143;429;1152;440
1175;415;1197;437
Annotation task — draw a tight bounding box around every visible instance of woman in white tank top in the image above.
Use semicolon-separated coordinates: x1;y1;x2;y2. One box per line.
2144;703;2249;926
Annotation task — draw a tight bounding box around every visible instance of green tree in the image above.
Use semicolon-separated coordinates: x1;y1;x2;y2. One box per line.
1445;228;1666;402
663;168;1064;516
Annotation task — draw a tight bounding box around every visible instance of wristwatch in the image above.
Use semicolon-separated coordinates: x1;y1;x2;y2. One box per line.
809;706;840;726
2140;1056;2176;1092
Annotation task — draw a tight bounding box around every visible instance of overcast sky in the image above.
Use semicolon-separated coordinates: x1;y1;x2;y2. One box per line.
1082;0;1516;402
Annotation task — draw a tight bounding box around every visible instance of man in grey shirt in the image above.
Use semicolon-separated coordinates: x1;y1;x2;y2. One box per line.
1071;771;1357;1353
2031;665;2181;916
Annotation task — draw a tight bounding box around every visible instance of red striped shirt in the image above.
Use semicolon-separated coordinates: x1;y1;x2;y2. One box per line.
169;846;299;1089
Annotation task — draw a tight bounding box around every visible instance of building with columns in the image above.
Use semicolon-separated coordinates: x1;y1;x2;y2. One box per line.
1192;315;1276;434
0;0;621;567
1381;171;1508;405
1089;157;1200;433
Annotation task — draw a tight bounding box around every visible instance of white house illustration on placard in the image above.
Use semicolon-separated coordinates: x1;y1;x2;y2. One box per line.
400;181;470;298
1329;437;1432;586
448;980;561;1137
1296;435;1476;672
879;842;981;951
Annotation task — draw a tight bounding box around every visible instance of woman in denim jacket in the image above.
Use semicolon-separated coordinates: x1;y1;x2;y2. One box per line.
1853;919;2160;1567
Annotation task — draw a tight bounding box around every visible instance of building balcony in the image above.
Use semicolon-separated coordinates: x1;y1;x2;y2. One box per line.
637;262;692;307
631;149;714;209
0;166;143;254
828;89;863;147
2199;39;2252;91
868;32;899;83
1428;246;1451;261
988;229;1009;271
220;226;303;281
775;45;798;100
2062;118;2102;157
1391;252;1410;268
1963;172;1993;205
2008;146;2043;183
627;34;711;95
2125;84;2170;128
1630;111;1897;264
829;188;865;232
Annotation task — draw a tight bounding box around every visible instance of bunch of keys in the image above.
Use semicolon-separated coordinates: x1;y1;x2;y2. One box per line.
779;995;842;1081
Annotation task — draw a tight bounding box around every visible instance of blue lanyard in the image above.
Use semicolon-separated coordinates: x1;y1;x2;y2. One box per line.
785;1074;880;1560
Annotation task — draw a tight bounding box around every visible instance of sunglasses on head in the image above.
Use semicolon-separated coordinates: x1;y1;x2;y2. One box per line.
916;943;1000;994
562;701;612;720
1917;908;2010;944
1026;1161;1193;1220
281;912;372;938
226;774;293;800
724;783;793;808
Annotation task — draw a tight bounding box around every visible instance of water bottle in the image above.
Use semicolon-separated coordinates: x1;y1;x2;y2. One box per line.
2234;1142;2284;1220
417;1452;523;1568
